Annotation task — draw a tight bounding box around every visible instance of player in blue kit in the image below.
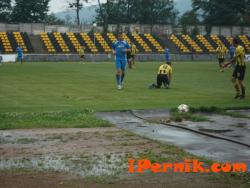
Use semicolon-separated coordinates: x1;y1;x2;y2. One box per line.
16;44;23;64
112;32;130;90
229;44;235;60
165;47;171;64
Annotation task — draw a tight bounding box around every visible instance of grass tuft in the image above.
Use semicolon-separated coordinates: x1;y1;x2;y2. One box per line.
0;109;112;130
170;112;209;122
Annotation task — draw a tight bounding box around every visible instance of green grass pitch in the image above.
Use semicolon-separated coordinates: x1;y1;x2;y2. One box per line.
0;61;249;129
0;61;249;112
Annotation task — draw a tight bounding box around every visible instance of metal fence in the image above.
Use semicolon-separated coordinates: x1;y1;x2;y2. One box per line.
0;23;249;36
21;53;218;62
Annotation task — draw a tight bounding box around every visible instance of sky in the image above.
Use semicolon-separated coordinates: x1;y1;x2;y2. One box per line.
49;0;104;13
49;0;191;13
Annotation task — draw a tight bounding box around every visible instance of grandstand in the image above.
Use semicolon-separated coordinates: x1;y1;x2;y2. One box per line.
0;31;249;55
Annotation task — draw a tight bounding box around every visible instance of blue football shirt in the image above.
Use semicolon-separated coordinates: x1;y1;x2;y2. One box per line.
16;46;23;57
112;40;130;60
165;48;170;62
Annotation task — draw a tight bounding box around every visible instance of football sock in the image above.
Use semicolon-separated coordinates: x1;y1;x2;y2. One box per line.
235;84;240;95
121;73;125;84
116;74;121;85
241;86;245;97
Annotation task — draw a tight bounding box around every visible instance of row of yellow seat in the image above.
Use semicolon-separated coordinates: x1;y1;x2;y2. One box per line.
170;34;190;53
107;32;116;43
132;33;152;53
211;34;250;53
196;35;216;52
66;32;82;53
94;32;111;53
239;35;250;52
171;34;250;53
0;32;13;52
122;34;139;52
182;35;203;53
39;32;161;54
210;35;227;49
144;33;164;53
53;32;70;53
226;36;233;44
13;32;28;52
40;32;56;53
80;33;98;53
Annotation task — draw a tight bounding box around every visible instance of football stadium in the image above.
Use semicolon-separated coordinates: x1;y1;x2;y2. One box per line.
0;0;250;187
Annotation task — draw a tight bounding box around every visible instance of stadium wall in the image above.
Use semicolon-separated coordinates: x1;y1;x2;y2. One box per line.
22;53;218;62
0;23;250;36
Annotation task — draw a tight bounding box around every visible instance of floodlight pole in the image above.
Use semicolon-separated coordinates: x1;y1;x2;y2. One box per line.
93;23;97;46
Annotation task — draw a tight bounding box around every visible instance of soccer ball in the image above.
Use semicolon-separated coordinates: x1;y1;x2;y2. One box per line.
178;104;189;113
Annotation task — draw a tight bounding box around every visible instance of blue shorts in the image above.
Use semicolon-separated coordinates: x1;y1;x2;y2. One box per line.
17;55;23;61
115;59;127;71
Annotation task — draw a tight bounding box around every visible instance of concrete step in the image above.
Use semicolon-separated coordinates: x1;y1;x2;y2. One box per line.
29;35;47;54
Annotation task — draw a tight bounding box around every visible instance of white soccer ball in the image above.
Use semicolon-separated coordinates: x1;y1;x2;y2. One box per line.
178;104;189;113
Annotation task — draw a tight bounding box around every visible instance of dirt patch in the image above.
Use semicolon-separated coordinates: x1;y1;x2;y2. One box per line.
1;170;245;188
0;127;249;188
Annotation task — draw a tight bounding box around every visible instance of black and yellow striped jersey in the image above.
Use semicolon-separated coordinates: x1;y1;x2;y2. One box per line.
158;64;172;75
78;47;85;56
235;45;245;66
216;46;227;59
131;44;137;55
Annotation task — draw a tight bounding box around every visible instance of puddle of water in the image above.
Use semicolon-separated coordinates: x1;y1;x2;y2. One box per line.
96;111;250;171
0;154;128;177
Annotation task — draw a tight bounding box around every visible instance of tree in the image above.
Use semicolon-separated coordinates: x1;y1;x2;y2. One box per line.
179;10;199;26
96;0;108;31
11;0;50;23
179;10;199;34
192;0;250;26
45;14;65;25
95;0;178;29
68;0;89;25
0;0;12;22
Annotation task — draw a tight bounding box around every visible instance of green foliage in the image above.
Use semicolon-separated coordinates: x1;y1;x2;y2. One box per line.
68;0;89;25
95;0;178;26
192;0;250;26
0;0;12;22
179;10;199;26
191;26;200;36
11;0;50;23
45;14;65;25
0;109;112;130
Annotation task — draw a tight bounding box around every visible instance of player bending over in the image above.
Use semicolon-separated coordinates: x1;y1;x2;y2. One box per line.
149;62;172;89
112;32;130;90
223;38;246;99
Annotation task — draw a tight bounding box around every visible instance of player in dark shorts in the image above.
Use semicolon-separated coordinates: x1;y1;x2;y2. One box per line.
216;43;227;72
223;38;246;99
79;46;85;60
130;43;137;67
149;62;172;89
127;50;133;69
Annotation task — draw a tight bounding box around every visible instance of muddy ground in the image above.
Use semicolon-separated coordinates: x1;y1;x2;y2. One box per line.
0;127;249;188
